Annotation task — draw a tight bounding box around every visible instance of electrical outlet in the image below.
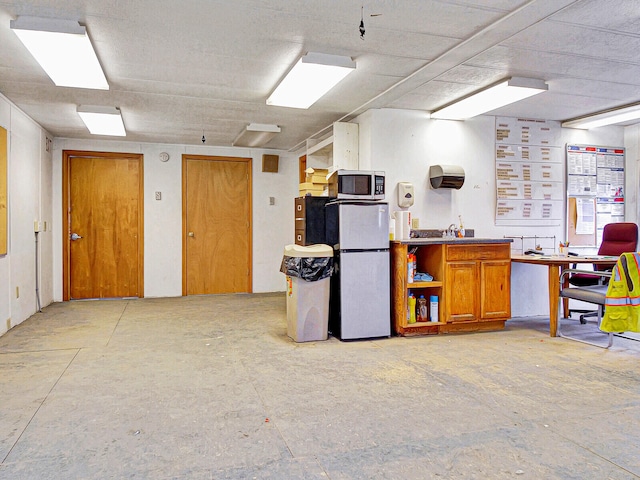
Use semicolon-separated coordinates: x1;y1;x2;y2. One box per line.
34;220;40;232
44;221;48;232
155;191;162;201
269;196;275;206
412;218;420;229
16;286;19;298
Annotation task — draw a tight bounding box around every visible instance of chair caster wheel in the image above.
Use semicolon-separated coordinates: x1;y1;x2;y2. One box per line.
580;316;587;324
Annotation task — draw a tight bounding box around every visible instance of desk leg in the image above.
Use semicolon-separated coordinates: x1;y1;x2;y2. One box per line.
562;263;570;318
548;264;560;337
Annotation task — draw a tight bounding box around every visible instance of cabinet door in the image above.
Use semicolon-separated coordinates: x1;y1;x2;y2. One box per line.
444;261;478;322
480;260;511;320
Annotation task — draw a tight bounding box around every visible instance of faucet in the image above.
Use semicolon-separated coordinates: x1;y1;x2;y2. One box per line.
447;223;457;238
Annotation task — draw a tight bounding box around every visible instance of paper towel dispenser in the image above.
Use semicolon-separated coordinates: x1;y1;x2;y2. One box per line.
429;165;465;189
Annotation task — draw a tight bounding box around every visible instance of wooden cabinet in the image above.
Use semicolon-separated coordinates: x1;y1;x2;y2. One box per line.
445;261;478;323
480;260;511;319
391;241;511;336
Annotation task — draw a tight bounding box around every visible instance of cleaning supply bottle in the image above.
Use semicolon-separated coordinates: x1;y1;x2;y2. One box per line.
408;293;416;324
417;295;428;322
407;254;414;283
430;295;439;322
412;254;417;279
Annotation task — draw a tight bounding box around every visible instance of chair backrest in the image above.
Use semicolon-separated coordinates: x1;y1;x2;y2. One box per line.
597;222;638;259
570;222;637;282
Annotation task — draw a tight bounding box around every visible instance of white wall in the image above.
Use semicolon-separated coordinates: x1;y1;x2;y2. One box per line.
2;101;636;334
623;125;640;223
51;139;297;300
355;108;626;317
0;93;53;336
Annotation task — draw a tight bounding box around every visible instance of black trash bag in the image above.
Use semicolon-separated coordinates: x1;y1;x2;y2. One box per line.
280;255;334;281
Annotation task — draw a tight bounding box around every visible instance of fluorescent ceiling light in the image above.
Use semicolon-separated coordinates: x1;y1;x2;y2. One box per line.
562;103;640;129
77;106;126;136
232;123;281;147
10;16;108;90
267;53;356;109
430;77;548;120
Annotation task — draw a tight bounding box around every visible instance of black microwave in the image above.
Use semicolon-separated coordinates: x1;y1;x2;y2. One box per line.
327;170;385;200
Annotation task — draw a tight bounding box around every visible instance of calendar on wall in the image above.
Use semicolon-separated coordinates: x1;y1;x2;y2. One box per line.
566;144;625;246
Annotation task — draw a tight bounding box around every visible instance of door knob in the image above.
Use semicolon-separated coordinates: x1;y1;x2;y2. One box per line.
70;233;82;241
188;232;195;237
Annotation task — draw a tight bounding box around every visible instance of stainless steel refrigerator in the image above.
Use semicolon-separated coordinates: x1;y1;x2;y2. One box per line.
325;200;391;340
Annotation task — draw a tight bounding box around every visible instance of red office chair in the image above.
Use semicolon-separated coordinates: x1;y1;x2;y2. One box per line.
569;222;638;322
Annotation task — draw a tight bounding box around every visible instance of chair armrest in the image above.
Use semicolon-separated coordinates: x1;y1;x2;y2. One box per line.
560;269;612;289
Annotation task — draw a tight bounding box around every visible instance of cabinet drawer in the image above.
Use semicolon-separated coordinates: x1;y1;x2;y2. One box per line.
295;229;305;245
294;197;305;217
445;244;509;261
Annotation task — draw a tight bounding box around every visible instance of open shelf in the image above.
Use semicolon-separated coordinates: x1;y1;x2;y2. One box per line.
404;321;445;328
408;281;442;288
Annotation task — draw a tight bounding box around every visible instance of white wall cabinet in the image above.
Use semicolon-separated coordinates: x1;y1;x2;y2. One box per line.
306;122;358;171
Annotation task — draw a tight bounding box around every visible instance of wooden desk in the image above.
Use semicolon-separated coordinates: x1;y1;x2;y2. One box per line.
511;255;617;337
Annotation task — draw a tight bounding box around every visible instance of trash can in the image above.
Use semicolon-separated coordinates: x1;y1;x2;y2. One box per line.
280;244;334;342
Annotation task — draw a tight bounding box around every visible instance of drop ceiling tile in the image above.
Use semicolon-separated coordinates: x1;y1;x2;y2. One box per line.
1;0;639;149
549;0;640;33
467;45;640;86
500;22;640;63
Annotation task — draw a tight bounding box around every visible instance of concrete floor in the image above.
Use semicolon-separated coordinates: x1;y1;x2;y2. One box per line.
0;294;639;479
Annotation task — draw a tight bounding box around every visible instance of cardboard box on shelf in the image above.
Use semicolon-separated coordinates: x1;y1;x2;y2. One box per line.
298;182;324;191
304;168;329;184
299;189;327;197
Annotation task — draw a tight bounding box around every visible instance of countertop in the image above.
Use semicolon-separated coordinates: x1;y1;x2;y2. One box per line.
392;238;513;245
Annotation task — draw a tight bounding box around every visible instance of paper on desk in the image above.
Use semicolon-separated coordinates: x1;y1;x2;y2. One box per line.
576;198;595;235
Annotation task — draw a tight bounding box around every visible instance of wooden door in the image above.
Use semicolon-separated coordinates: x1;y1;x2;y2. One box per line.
183;155;252;295
63;152;144;300
444;261;478;322
480;260;511;320
299;154;307;183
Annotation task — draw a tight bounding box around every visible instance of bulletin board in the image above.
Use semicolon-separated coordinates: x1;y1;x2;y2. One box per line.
0;126;7;255
566;144;625;247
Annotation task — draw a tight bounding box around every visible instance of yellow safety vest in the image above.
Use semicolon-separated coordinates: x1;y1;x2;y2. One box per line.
602;252;640;333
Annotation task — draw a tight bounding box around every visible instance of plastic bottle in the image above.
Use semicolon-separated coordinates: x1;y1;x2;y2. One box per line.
412;254;417;279
417;295;428;322
429;295;439;322
407;254;414;283
408;294;416;324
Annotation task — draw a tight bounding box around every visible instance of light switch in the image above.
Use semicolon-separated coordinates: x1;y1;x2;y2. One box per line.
155;191;162;201
269;196;275;206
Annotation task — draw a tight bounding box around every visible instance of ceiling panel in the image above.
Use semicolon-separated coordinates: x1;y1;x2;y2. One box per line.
500;23;640;63
548;0;640;32
467;45;640;87
0;0;639;149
